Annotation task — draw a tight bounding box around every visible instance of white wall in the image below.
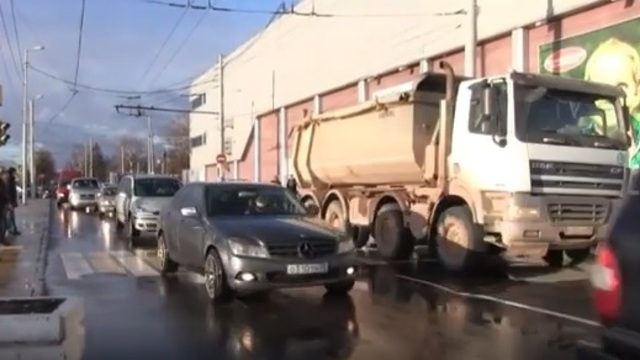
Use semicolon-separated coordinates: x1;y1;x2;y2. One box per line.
190;0;605;172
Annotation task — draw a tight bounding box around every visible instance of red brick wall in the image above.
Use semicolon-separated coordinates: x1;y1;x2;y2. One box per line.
238;135;254;180
320;85;359;112
367;64;421;96
286;100;314;156
259;112;279;182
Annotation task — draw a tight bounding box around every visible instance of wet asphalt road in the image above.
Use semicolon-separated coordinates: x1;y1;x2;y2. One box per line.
44;208;601;360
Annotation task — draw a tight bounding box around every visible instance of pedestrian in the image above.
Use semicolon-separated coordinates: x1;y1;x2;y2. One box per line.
2;167;20;236
286;175;298;197
0;167;8;244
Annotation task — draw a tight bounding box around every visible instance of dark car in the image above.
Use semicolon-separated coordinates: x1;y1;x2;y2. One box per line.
576;174;640;359
156;182;357;302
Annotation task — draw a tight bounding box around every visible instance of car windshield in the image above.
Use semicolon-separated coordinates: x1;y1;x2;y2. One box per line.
205;185;306;217
134;178;180;197
102;187;118;196
514;85;626;149
72;179;99;189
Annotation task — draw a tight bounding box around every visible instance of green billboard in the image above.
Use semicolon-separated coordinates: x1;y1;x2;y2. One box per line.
538;17;640;168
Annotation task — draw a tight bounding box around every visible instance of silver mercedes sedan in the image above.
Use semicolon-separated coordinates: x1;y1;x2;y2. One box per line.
156;181;357;302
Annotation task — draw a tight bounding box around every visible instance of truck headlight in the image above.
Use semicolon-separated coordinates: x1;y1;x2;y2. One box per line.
507;206;539;219
337;237;355;253
228;238;269;258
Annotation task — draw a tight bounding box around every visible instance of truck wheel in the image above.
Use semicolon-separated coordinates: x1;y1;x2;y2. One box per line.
324;201;346;231
435;206;486;272
373;204;414;260
543;249;564;267
352;226;370;248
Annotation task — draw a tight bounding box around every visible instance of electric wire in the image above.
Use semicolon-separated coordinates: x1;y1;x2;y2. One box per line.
73;0;88;87
8;0;22;67
136;3;191;89
30;65;218;95
145;9;209;88
0;2;21;78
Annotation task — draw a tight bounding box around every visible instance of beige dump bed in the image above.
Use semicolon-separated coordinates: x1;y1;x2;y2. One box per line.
290;82;448;188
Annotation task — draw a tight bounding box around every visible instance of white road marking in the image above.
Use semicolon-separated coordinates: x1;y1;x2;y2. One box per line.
110;250;159;277
396;274;600;327
60;252;94;280
87;252;126;275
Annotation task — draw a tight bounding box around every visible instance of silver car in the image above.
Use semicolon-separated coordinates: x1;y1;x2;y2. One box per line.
156;182;357;302
115;174;181;247
68;178;100;211
97;185;118;217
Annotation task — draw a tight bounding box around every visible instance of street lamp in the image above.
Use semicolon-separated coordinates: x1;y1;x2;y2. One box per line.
29;94;43;199
21;45;45;204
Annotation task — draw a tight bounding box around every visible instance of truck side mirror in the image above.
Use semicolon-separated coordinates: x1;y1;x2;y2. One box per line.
482;86;495;117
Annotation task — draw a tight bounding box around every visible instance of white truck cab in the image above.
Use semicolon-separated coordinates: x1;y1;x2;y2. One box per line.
450;72;630;265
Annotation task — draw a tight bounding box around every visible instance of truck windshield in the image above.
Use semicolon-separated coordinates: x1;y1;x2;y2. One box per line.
514;85;626;150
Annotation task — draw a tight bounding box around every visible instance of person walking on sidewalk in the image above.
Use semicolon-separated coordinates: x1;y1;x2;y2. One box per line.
0;168;8;244
2;167;20;236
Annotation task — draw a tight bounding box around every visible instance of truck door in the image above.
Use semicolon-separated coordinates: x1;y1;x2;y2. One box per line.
450;81;527;192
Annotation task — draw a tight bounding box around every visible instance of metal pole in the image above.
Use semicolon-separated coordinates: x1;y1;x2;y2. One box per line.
83;142;88;175
28;99;35;199
218;54;225;181
89;137;93;177
147;115;154;174
464;0;477;77
120;146;125;173
20;50;28;205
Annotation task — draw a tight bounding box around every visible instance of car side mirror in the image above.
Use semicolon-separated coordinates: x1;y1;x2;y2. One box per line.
180;206;198;217
305;203;320;217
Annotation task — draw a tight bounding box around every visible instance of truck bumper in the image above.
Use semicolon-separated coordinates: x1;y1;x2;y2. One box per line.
485;193;621;258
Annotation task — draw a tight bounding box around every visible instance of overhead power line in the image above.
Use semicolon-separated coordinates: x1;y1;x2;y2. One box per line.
136;4;190;89
146;9;209;88
142;0;466;18
0;2;21;78
8;0;22;67
42;91;79;132
73;0;88;87
29;65;219;95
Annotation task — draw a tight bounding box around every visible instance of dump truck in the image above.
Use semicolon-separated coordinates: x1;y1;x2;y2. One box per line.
290;62;632;271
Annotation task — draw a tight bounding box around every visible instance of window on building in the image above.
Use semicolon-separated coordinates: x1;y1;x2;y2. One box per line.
223;137;233;155
191;94;206;109
190;134;205;148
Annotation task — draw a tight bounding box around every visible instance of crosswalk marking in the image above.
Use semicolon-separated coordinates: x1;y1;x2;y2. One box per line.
60;252;94;280
87;252;126;275
110;250;159;277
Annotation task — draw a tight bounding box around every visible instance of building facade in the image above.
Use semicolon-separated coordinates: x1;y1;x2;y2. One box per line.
189;0;638;182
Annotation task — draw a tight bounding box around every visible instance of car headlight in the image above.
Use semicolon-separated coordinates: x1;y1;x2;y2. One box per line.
228;238;269;258
337;237;355;253
133;204;154;216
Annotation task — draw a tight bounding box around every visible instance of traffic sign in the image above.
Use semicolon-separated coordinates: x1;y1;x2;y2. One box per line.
216;153;227;164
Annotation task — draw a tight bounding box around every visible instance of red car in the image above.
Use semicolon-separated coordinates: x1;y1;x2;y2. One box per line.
576;174;640;359
55;169;83;208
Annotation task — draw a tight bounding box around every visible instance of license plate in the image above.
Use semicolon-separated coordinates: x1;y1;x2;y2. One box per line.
286;263;328;275
564;226;593;236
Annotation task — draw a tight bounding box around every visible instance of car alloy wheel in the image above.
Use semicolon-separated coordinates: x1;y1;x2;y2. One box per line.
204;255;218;299
158;237;167;267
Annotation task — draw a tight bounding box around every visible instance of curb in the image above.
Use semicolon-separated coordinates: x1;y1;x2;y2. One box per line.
0;297;84;344
31;200;53;297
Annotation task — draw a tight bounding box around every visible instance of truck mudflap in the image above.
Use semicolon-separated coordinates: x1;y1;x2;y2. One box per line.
483;193;621;258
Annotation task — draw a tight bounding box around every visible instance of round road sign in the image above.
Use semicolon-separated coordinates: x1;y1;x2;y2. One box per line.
216;154;227;164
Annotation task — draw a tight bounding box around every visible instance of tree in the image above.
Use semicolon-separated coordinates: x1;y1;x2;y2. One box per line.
34;148;57;184
67;143;86;171
90;142;109;181
162;116;189;174
115;135;146;173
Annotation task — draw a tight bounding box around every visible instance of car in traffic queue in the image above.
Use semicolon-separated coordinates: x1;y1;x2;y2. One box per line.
97;184;118;218
156;181;358;302
55;168;83;208
68;177;101;211
576;174;640;359
115;174;182;247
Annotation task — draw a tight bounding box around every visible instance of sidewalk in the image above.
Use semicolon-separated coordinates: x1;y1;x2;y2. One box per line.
0;200;52;297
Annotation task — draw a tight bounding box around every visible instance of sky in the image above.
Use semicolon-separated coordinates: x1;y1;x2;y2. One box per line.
0;0;286;167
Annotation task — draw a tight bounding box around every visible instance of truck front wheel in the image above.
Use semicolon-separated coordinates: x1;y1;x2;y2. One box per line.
373;204;414;260
435;206;486;272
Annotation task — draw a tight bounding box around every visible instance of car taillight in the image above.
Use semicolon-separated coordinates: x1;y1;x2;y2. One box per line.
591;243;621;323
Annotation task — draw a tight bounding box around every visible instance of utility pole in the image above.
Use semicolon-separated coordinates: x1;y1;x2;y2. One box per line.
218;54;226;181
89;136;93;178
21;45;44;205
28;99;35;199
83;142;88;175
464;0;477;77
120;146;125;173
147;115;154;174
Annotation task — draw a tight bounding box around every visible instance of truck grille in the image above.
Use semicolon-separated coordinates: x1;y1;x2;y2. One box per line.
546;202;609;224
530;160;624;195
267;240;336;258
